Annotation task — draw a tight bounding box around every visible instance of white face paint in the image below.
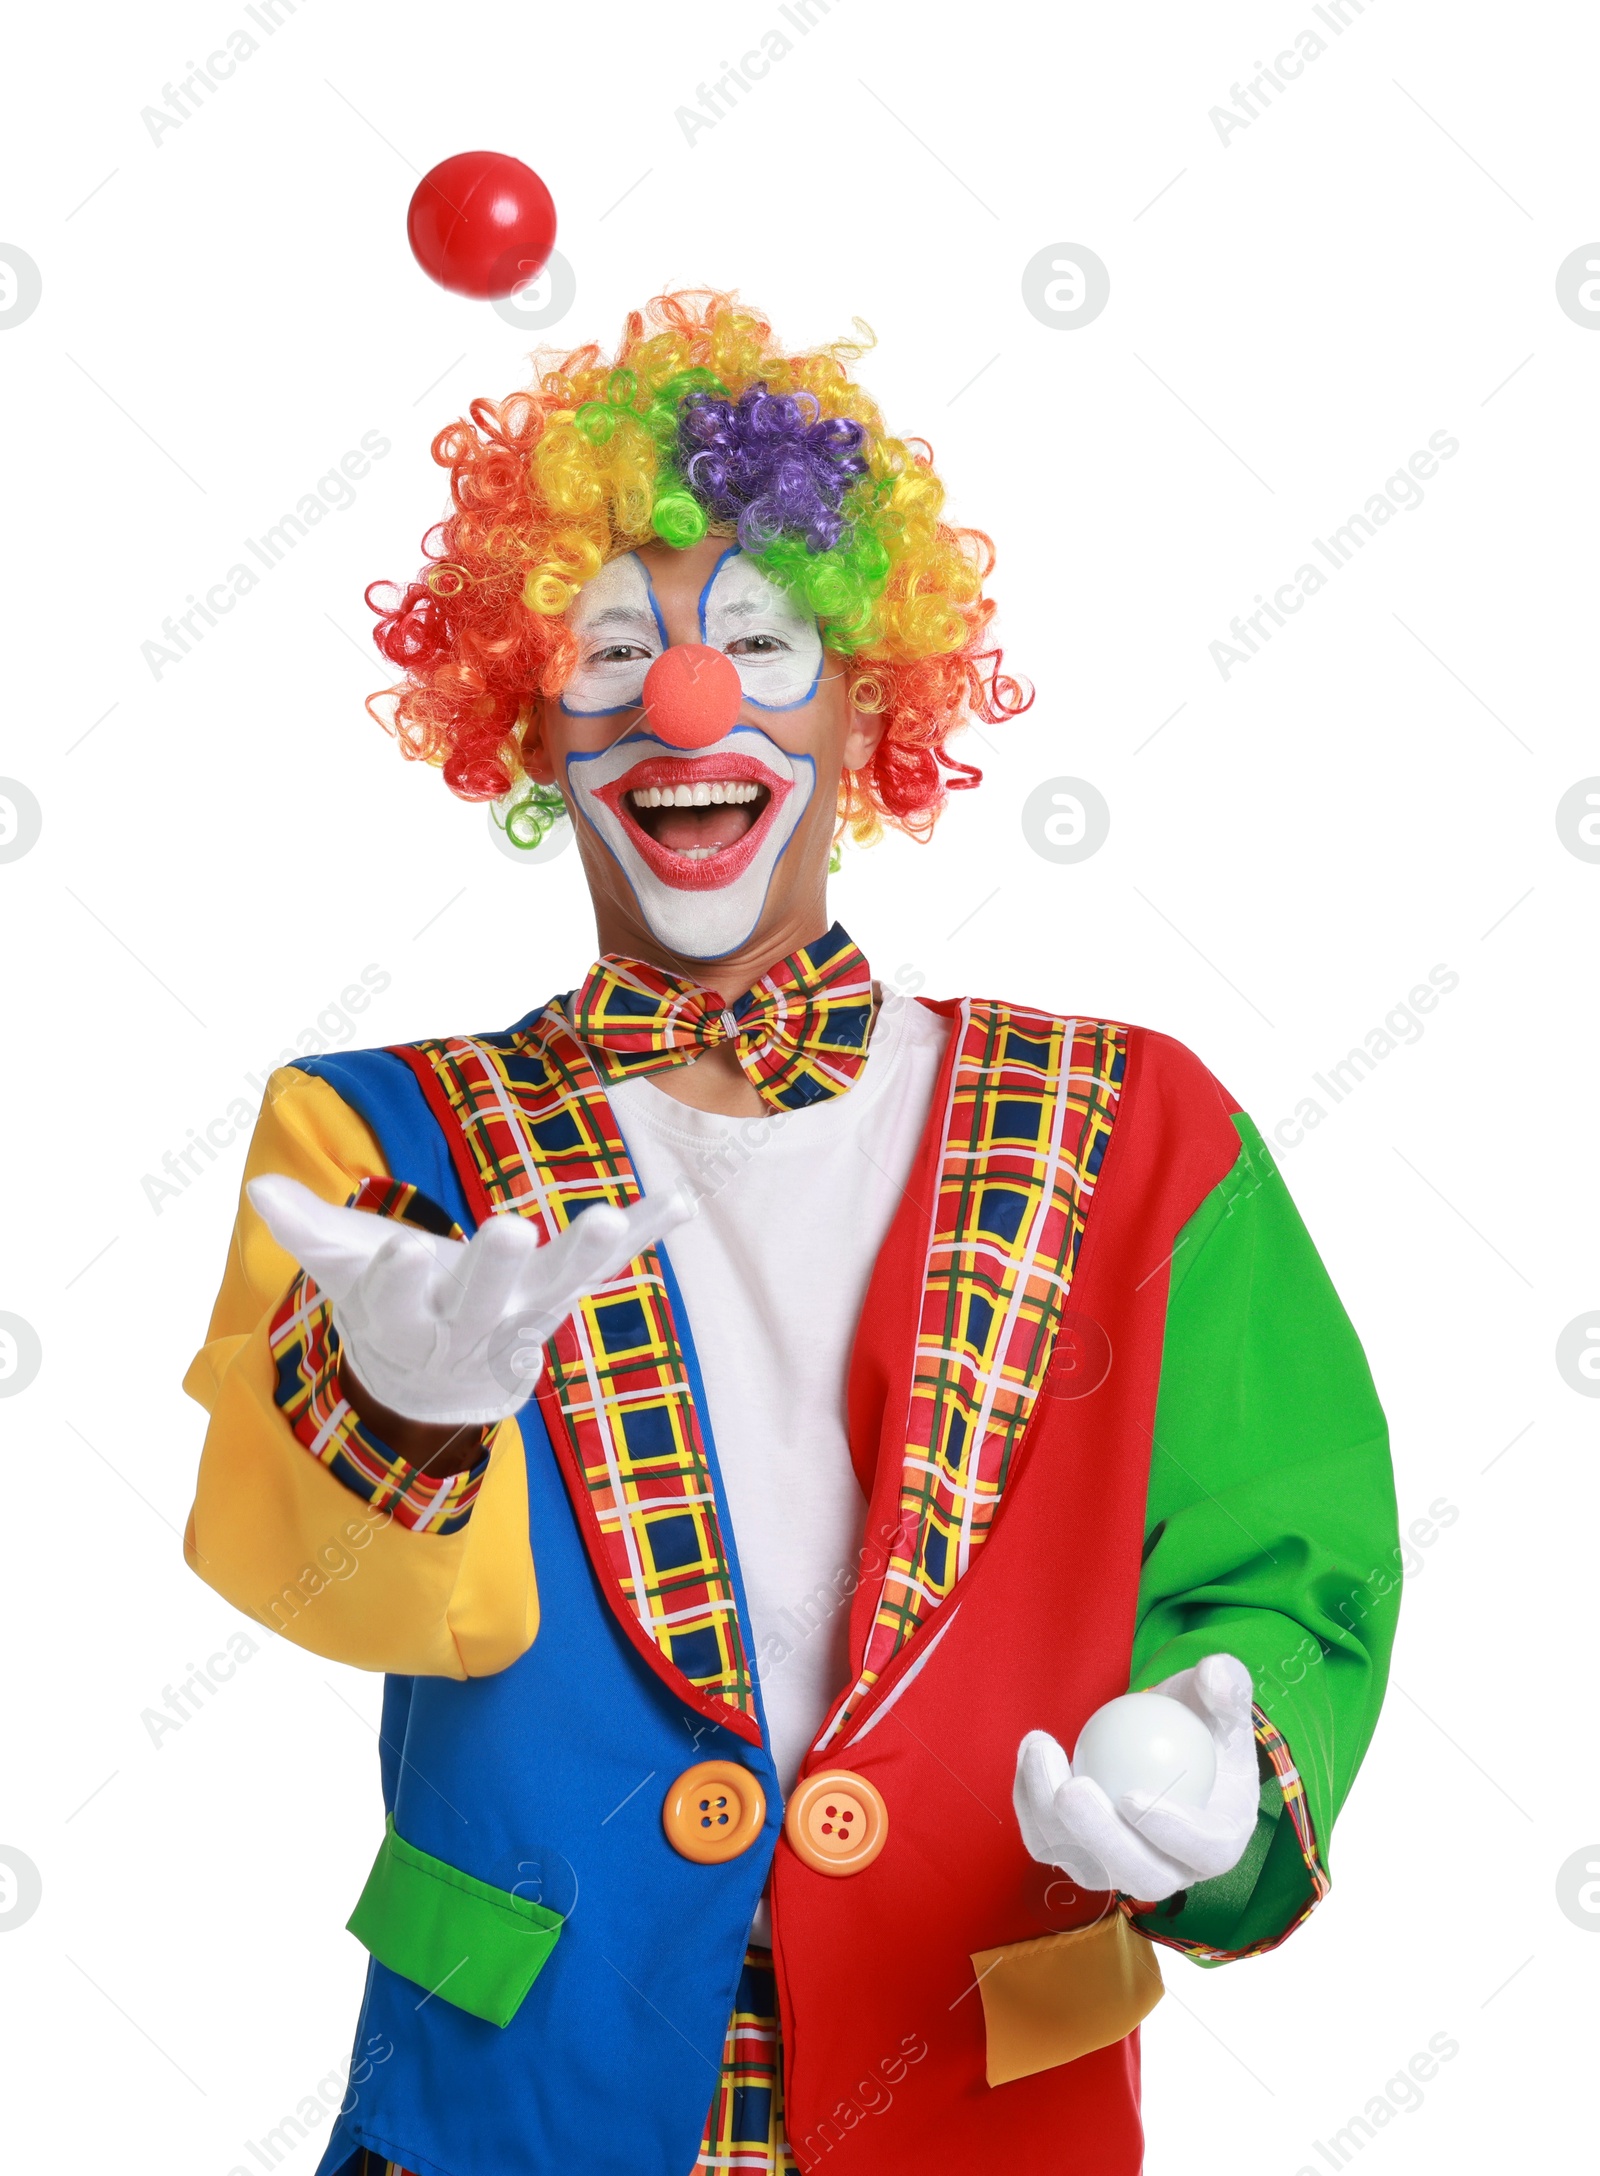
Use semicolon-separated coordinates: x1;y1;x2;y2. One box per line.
566;726;815;960
556;550;827;959
699;547;825;709
560;553;666;715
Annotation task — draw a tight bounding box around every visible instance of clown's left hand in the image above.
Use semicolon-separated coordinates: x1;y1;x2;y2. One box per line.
1013;1654;1260;1902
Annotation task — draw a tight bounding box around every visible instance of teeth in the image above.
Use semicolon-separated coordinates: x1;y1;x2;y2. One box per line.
629;781;761;808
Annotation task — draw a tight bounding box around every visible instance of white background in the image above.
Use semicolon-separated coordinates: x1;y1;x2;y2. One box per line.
1;1;1594;2169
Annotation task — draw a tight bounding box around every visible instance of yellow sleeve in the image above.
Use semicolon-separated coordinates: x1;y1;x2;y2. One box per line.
183;1066;539;1678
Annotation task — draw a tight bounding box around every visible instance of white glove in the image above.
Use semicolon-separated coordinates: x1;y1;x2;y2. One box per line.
1013;1654;1260;1901
249;1173;697;1427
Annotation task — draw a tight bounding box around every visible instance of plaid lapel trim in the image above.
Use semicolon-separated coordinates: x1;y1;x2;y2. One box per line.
398;1013;760;1742
819;1003;1128;1749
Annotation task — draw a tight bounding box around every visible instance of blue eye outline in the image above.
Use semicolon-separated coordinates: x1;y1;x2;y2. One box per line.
559;555;671;717
698;546;825;713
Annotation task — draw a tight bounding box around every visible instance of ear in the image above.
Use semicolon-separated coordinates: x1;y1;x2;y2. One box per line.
837;663;888;775
520;700;557;786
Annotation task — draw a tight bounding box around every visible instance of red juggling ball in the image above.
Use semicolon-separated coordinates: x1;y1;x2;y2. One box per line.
406;152;556;300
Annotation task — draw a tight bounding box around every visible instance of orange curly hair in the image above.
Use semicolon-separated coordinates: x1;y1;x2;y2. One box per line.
367;288;1029;844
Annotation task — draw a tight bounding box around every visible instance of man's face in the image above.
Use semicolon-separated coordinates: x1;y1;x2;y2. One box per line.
523;536;881;965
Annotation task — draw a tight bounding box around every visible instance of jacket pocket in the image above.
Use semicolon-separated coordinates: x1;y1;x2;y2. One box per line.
971;1912;1164;2086
347;1815;563;2028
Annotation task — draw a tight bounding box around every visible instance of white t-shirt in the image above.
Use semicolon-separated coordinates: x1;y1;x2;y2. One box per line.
606;992;950;1797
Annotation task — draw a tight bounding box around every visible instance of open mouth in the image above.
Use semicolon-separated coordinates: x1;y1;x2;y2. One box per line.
595;754;790;890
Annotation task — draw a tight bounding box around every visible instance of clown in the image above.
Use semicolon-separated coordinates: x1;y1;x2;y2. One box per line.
185;290;1399;2176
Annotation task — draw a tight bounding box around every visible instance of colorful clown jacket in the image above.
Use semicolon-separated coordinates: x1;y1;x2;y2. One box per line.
185;992;1400;2176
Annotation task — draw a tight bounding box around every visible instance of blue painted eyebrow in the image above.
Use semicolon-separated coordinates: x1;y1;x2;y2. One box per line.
571;553;670;647
697;546;743;643
638;554;670;651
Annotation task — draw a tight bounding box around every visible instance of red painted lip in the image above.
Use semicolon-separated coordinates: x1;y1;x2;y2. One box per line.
595;754;792;892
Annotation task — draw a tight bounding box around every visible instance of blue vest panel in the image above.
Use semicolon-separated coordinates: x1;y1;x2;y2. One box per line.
298;1049;780;2176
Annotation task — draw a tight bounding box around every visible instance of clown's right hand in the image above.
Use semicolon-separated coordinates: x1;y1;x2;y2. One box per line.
248;1173;698;1427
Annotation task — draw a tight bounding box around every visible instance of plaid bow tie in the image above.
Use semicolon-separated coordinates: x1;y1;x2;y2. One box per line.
569;924;875;1111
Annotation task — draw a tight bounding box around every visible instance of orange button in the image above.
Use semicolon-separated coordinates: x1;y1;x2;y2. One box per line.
784;1769;889;1876
662;1761;767;1863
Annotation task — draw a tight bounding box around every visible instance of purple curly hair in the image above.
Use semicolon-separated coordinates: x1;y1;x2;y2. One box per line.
676;383;871;555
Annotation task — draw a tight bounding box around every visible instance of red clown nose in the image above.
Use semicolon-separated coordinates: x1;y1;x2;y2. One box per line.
641;645;744;748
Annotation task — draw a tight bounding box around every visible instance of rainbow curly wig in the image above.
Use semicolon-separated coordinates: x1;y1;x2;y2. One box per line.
368;289;1030;849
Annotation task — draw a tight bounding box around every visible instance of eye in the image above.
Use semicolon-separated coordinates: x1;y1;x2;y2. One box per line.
725;633;789;657
588;641;654;665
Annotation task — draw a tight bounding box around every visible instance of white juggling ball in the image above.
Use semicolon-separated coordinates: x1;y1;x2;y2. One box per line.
1071;1691;1217;1810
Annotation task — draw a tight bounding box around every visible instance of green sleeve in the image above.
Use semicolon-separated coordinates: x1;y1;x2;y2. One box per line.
1128;1113;1398;1962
